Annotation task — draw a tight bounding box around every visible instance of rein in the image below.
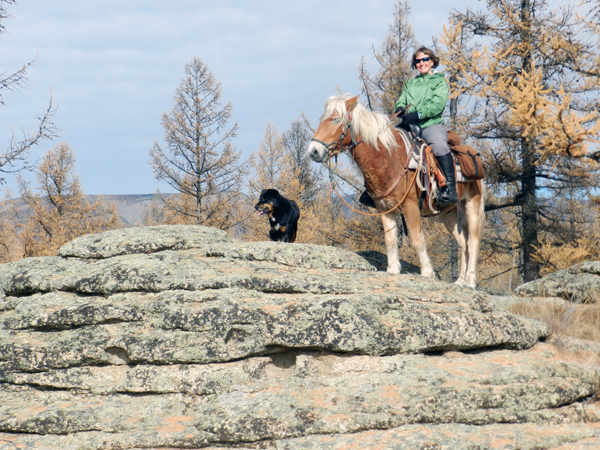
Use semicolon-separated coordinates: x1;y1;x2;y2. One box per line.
319;116;418;217
370;140;416;200
328;163;419;217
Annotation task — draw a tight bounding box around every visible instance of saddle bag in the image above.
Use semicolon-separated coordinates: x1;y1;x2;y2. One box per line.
447;131;486;180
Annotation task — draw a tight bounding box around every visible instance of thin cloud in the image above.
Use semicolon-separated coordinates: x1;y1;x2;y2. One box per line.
0;0;564;195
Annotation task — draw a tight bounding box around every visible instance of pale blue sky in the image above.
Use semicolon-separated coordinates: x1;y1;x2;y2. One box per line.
0;0;559;195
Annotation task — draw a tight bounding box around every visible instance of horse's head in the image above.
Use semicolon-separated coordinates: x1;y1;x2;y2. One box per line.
306;94;359;163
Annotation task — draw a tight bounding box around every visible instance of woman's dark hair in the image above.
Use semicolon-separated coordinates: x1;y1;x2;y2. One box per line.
411;46;439;69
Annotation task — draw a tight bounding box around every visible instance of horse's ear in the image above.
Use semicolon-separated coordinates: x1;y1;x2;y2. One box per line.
346;95;360;111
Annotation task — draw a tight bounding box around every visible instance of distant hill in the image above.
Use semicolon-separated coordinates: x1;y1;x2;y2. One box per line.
86;194;158;227
0;194;171;228
1;193;359;228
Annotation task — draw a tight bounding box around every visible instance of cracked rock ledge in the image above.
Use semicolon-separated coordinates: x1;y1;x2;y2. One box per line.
0;225;599;450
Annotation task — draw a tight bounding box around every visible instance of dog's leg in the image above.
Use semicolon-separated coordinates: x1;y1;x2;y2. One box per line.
269;229;280;242
288;226;297;243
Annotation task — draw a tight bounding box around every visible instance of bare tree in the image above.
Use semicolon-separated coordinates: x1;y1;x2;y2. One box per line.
358;0;417;113
1;0;57;184
149;57;247;226
281;117;322;203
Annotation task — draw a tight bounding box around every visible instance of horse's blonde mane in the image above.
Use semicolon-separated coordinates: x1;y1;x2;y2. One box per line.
320;94;398;152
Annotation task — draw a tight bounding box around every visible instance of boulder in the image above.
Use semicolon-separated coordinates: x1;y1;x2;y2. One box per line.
515;261;600;303
0;225;598;450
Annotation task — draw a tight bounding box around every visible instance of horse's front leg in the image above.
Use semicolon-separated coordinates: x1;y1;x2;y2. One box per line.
402;200;435;279
380;212;401;274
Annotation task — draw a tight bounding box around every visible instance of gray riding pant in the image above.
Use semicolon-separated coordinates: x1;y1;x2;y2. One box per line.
422;123;450;157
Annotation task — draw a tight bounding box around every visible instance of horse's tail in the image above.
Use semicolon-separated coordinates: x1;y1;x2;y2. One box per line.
478;180;485;241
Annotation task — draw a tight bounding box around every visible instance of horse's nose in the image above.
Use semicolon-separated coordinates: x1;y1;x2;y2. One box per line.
307;143;321;161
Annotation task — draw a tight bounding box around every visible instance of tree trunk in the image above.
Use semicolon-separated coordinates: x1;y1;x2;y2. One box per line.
449;70;460;282
518;0;540;282
196;179;202;225
520;139;540;281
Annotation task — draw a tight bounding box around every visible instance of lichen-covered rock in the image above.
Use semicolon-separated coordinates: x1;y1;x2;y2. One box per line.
0;225;598;449
0;347;599;449
515;261;600;303
57;224;234;258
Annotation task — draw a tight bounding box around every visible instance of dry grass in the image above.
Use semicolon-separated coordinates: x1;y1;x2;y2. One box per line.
511;300;600;405
509;300;600;343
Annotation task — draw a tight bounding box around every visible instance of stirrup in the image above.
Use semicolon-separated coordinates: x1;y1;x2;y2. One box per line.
436;188;458;207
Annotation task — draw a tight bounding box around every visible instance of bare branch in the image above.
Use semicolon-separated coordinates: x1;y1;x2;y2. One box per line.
1;94;59;182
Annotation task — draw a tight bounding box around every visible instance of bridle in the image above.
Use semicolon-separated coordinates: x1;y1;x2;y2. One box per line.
310;113;362;159
310;111;418;217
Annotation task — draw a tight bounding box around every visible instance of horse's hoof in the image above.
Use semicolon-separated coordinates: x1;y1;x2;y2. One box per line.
421;269;435;278
455;279;476;289
387;267;401;275
464;275;477;289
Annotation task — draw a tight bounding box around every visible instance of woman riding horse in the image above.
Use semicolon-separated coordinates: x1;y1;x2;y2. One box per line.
306;93;484;288
361;46;458;209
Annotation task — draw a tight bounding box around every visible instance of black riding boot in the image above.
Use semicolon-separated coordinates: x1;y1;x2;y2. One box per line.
359;190;376;208
436;153;458;208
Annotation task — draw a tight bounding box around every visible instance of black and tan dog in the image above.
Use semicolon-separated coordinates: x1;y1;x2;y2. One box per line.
254;189;300;243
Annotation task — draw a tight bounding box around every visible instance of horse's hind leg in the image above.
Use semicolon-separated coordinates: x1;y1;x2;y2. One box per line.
441;195;483;289
462;191;484;288
380;212;401;274
440;208;468;286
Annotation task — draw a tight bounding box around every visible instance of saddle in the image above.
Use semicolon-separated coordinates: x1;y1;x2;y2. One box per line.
398;126;484;180
395;126;446;212
393;115;485;211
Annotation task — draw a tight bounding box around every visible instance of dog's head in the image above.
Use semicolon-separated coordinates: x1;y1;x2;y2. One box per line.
255;189;280;216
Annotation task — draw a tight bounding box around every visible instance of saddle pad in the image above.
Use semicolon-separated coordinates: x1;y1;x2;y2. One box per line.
396;128;422;170
408;152;420;170
399;128;473;182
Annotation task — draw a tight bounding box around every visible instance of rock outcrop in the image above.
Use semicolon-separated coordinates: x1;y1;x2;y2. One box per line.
515;261;600;303
0;225;599;449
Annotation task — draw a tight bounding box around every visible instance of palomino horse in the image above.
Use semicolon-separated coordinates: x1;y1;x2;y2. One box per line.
306;94;485;288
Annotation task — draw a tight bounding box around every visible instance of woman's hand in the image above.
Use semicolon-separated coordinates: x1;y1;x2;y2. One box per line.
398;111;420;124
393;105;407;116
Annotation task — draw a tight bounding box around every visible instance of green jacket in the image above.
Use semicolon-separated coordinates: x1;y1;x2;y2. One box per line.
394;71;449;129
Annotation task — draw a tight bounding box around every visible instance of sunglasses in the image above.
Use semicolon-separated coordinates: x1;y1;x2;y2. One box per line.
414;57;430;64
